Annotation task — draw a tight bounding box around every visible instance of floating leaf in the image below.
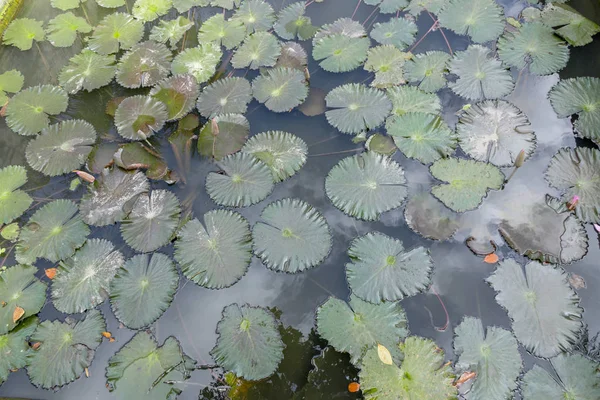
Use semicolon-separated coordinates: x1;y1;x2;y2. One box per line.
173;0;210;12
211;304;284;380
386;85;441;116
253;198;332;273
110;253;179;329
0;316;38;384
438;0;505;43
27;310;105;389
404;192;459;240
58;50;116;94
325;83;392;134
16;200;89;264
0;165;32;225
51;239;124;314
88;13;144;55
0;265;46;335
404;51;450;92
212;0;241;9
106;331;195;400
2;18;45;50
149;16;193;48
370;18;417;50
172;43;223;83
312;34;370;73
0;69;24;105
231;31;281;69
448;45;514;101
175;210;252;288
116;41;172;89
430;157;504;212
197;77;252;118
1;222;20;241
364;45;409;88
548;77;600;144
364;0;409;14
273;2;316;40
150;74;199;121
487;259;582;358
454;316;522;400
541;3;600;47
80;168;149;226
206;152;274;207
197;113;249;160
232;0;275;34
25;119;97;176
275;41;308;70
386;112;456;164
545;147;600;223
299;86;326;116
132;0;173;22
456;100;535;167
346;232;432;303
326;152;407;220
51;0;85;10
5;85;68;136
366;133;397;156
121;190;181;252
114;95;168;141
521;353;600;400
406;0;446;16
46;12;91;47
197;14;245;50
241;131;307;181
315;17;366;40
96;0;126;7
252;67;308;112
498;22;569;75
316;295;408;365
114;142;171;181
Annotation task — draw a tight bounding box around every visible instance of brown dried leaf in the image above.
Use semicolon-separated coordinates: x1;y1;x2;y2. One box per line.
45;268;57;280
12;306;24;323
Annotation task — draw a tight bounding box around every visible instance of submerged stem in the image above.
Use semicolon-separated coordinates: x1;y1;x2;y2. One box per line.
351;0;361;19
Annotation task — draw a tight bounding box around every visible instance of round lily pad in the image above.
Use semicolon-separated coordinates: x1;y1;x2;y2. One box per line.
2;18;45;51
116;41;173;89
197;13;245;50
171;44;223;83
231;32;281;69
273;1;317;40
370;18;418;50
88;12;144;55
132;0;172;22
438;0;505;43
404;192;460;241
232;0;275;33
46;12;92;47
364;45;410;88
0;69;24;105
312;34;370;73
252;67;308;112
197;113;250;160
276;42;308;70
5;85;69;136
114;95;168;141
58;50;117;94
197;77;252;118
0;265;46;335
150;74;200;121
149;16;193;48
404;51;450;92
0;165;32;225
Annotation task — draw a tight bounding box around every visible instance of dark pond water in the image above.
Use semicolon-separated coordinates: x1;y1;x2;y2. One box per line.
0;0;599;399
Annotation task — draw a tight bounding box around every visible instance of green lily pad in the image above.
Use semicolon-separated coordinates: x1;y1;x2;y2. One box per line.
0;165;32;225
404;192;460;240
116;41;172;89
0;69;24;105
211;304;284;380
121;190;181;253
2;18;45;50
96;0;126;7
454;316;522;400
313;34;370;73
58;50;117;93
46;12;91;47
27;310;105;389
51;238;124;314
197;14;246;50
487;259;583;358
315;17;366;39
88;12;144;55
252;67;308;112
149;16;193;48
430;157;504;212
541;3;600;47
231;32;281;69
366;133;397;156
150;74;199;121
172;43;223;83
132;0;172;22
0;316;38;384
346;232;432;303
0;265;46;335
113;142;172;181
212;0;241;9
364;0;409;13
232;0;275;33
364;45;410;88
197;113;250;160
370;18;417;50
326;152;407;220
275;41;308;70
273;2;317;40
404;51;450;92
16;199;90;264
5;85;69;136
241;131;307;182
110;253;179;329
174;0;210;12
438;0;505;43
253;198;332;273
174;210;252;288
1;222;20;241
25;119;97;176
386;85;441;116
406;0;446;16
51;0;85;10
316;295;408;365
114;95;168;141
197;77;252;118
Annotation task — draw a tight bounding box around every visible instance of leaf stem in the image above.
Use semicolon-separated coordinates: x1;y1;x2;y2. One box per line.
309;148;363;157
361;5;380;26
408;20;438;53
351;0;361;19
427;11;453;56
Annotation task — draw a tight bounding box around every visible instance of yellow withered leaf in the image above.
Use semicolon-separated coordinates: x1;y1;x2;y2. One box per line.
377;344;393;365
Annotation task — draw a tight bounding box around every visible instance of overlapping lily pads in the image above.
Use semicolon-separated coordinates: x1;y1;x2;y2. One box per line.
116;41;172;88
88;13;144;55
197;77;252;118
0;264;46;335
171;43;223;83
5;85;69;136
0;316;38;384
231;32;281;69
46;12;91;47
132;0;172;22
276;41;308;70
404;51;450;92
364;0;409;14
150;74;199;121
438;0;505;43
149;16;193;48
252;67;308;112
241;131;307;181
387;85;441;116
0;69;23;105
58;50;117;93
370;18;417;50
197;113;250;160
541;3;600;47
273;1;317;40
404;192;460;240
0;165;32;224
364;45;410;88
114;95;168;140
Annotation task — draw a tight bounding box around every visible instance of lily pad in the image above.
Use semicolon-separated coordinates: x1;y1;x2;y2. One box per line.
5;85;68;136
116;41;172;89
46;12;91;47
114;142;172;181
312;33;370;73
211;304;284;380
252;67;308;112
197;14;246;50
448;45;515;101
404;51;450;92
150;74;199;121
366;133;397;156
438;0;505;43
121;190;181;253
232;0;275;33
406;0;446;16
88;13;144;55
316;295;408;365
364;0;409;14
132;0;172;22
404;192;460;240
275;41;308;70
370;18;418;50
0;265;46;335
172;44;223;83
364;45;410;88
456;100;535;167
110;253;179;329
173;0;209;12
387;85;441;116
273;2;317;40
0;69;24;105
359;336;457;399
2;18;45;50
315;17;366;40
50;0;85;10
545;147;600;223
0;165;32;225
346;232;432;303
0;316;38;384
27;310;105;389
25;119;97;176
174;210;252;288
231;32;281;69
430;157;504;212
541;3;600;47
206;152;274;207
386;112;456;164
212;0;241;9
197;77;252;118
16;199;90;264
454;316;522;400
149;16;193;48
241;131;307;182
326;152;407;220
59;50;117;93
51;238;124;314
253;198;332;273
79;168;149;226
114;95;168;141
325;83;392;134
497;22;569;75
197;113;250;160
548;77;600;144
96;0;126;7
487;259;583;358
